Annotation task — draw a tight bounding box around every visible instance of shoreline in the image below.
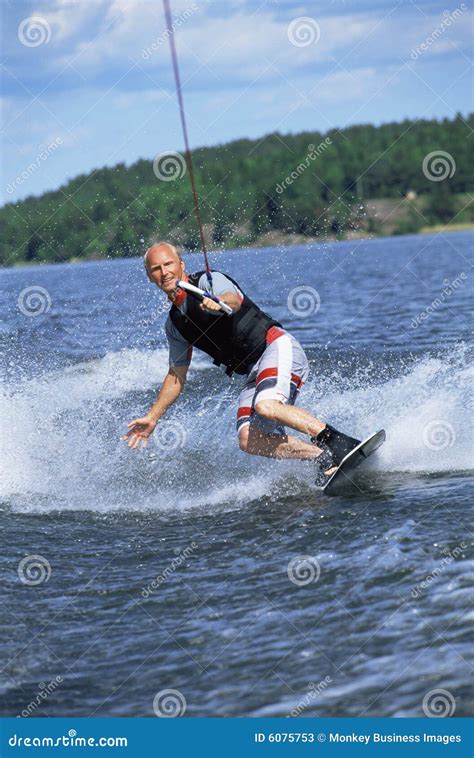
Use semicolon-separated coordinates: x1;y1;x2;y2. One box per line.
6;223;473;268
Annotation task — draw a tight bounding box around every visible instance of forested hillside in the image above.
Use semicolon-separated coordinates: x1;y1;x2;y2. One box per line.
2;113;473;266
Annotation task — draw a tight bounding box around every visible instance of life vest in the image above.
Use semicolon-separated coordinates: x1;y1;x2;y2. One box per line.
169;270;282;376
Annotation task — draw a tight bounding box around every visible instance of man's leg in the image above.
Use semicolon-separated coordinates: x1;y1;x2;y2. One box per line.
254;398;326;438
239;424;324;460
253;399;361;476
237;334;333;469
236;333;354;476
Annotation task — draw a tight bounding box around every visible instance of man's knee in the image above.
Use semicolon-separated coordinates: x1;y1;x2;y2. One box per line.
254;399;277;419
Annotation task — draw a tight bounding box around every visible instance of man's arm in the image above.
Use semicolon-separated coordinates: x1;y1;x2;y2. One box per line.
200;291;242;313
122;365;188;449
147;365;188;422
199;272;244;314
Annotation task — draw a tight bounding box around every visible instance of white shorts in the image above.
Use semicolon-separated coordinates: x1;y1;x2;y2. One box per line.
236;327;309;437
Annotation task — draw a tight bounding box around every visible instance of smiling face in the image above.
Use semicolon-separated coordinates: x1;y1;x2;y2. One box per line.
144;243;185;295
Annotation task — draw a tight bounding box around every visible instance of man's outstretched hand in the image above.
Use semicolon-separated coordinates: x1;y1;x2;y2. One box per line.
122;416;157;449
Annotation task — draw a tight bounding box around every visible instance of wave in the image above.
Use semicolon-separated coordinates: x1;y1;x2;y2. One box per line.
1;346;472;512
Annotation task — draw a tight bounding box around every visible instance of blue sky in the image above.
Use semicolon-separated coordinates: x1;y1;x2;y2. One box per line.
1;0;472;205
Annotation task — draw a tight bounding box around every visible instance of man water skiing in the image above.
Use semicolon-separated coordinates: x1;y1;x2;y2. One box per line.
123;242;361;484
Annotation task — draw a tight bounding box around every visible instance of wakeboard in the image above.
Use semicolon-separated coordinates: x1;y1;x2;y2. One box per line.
321;429;386;495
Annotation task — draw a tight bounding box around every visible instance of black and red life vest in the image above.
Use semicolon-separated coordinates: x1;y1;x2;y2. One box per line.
169;270;282;376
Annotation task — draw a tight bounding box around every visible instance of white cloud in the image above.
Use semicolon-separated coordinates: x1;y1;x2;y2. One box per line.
33;0;97;44
15;2;472;100
310;66;387;104
53;4;378;84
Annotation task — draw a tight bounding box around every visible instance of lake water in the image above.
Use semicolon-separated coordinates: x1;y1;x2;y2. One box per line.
0;232;472;718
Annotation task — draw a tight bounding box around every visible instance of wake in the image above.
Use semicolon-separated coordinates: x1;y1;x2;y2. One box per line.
1;345;471;512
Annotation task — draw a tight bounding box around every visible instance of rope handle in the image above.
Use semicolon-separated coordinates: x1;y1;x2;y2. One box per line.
176;279;234;316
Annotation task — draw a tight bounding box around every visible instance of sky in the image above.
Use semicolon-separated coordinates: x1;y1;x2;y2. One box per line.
1;0;472;205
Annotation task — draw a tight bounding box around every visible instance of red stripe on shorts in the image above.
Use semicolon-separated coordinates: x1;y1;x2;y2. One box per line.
266;326;285;344
256;367;278;385
237;406;252;419
291;373;303;388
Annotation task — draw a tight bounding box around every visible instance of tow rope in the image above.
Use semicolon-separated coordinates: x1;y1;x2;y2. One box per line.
162;0;213;289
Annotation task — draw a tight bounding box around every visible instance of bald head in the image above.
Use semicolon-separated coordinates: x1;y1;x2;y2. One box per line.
144;242;181;272
144;241;185;295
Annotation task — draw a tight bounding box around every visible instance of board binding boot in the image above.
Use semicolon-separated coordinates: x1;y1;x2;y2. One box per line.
311;424;361;486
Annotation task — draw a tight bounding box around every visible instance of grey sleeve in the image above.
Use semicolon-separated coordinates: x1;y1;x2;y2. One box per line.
198;272;244;301
165;316;193;368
